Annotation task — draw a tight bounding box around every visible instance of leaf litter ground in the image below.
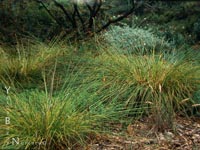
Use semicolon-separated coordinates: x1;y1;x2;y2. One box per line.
85;116;200;150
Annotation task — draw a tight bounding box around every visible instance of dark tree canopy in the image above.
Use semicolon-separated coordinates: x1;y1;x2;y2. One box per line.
35;0;140;37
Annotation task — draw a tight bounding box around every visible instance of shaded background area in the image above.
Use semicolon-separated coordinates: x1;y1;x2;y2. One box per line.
0;0;200;46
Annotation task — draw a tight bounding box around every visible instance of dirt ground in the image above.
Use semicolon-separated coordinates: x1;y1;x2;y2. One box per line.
86;116;200;150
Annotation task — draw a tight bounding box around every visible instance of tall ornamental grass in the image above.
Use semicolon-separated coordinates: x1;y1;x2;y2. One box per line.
0;83;133;150
88;50;200;130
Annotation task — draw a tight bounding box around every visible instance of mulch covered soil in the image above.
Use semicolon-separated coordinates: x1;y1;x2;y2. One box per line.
86;116;200;150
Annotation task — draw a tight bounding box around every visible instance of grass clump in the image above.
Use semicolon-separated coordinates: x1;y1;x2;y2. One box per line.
89;50;200;130
0;81;132;150
0;38;84;89
0;90;91;149
0;42;62;85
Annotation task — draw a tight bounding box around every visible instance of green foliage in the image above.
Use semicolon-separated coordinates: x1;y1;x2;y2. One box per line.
0;40;64;87
88;50;200;130
0;90;92;149
0;37;101;90
103;25;171;55
0;1;59;43
155;26;186;48
193;18;200;41
0;84;132;149
1;1;200;148
193;90;200;104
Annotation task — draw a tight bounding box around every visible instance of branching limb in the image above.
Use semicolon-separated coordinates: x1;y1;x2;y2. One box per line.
53;0;76;28
36;0;62;27
97;1;136;33
86;0;102;29
73;4;85;31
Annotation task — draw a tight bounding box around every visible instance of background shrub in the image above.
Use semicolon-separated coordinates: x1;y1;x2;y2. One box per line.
103;25;172;55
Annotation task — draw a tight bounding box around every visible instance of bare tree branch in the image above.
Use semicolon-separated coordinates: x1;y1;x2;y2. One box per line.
97;2;135;33
87;0;102;29
72;4;77;28
53;0;76;28
36;0;62;27
36;0;139;38
73;4;85;31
